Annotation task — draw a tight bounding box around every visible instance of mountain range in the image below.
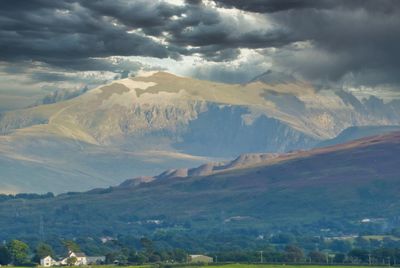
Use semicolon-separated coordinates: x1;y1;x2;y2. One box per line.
1;71;400;193
1;131;399;240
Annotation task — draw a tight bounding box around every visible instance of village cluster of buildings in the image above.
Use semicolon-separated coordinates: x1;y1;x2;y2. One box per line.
40;251;105;267
40;251;213;267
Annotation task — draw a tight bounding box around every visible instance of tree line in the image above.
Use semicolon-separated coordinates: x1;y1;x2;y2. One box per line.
3;238;400;266
0;238;187;266
0;192;54;202
213;246;400;265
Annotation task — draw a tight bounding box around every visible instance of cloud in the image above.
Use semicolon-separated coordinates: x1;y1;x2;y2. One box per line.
209;0;400;89
213;0;400;14
0;0;293;66
0;0;179;67
0;0;399;98
270;5;400;87
0;58;145;110
185;49;272;83
213;0;335;13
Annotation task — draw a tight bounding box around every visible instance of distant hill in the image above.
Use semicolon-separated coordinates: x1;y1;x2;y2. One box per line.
1;71;400;193
316;125;400;148
1;131;399;239
120;152;277;187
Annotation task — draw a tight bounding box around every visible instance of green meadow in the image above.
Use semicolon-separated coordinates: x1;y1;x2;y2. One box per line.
202;265;389;268
25;264;395;268
8;264;395;268
179;265;390;268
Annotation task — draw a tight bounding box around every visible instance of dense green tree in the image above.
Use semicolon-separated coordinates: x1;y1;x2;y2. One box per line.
33;242;54;263
66;256;77;266
105;252;118;264
149;253;161;263
8;240;30;265
135;253;148;264
116;252;128;265
63;240;80;252
382;237;399;248
172;249;187;262
264;251;286;263
140;237;154;253
308;251;327;263
0;245;11;265
284;245;304;262
348;248;369;263
333;253;346;263
372;248;397;264
271;233;295;244
369;239;382;249
329;239;352;252
354;237;370;249
392;228;400;237
127;250;150;264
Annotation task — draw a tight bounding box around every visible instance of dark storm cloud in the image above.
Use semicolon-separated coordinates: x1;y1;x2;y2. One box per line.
0;0;297;67
160;2;298;61
269;2;400;86
185;0;202;5
0;0;181;68
43;58;144;73
213;0;400;14
213;0;334;13
0;0;399;88
29;72;71;83
79;0;185;36
168;19;294;49
211;0;400;87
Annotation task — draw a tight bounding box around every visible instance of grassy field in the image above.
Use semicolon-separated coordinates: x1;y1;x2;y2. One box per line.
107;264;394;268
8;265;393;268
179;265;391;268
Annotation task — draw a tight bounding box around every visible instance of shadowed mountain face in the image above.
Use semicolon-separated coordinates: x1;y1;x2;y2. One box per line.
0;132;399;239
174;104;314;156
316;125;400;148
1;71;400;193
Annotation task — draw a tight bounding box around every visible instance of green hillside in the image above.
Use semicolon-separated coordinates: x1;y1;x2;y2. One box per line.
0;132;400;241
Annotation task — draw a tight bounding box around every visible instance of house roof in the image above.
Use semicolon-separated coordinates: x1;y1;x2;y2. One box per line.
74;252;86;257
190;255;211;258
42;255;54;260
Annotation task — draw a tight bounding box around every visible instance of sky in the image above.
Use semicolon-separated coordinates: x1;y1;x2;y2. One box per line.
1;0;400;110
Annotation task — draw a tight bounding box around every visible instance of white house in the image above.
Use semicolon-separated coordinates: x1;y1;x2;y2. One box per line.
189;254;213;263
41;250;105;267
40;256;58;267
40;251;106;267
60;251;87;266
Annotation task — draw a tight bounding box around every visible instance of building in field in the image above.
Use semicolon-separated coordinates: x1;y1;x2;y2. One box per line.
188;254;213;263
40;256;58;267
60;251;87;266
41;250;106;266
